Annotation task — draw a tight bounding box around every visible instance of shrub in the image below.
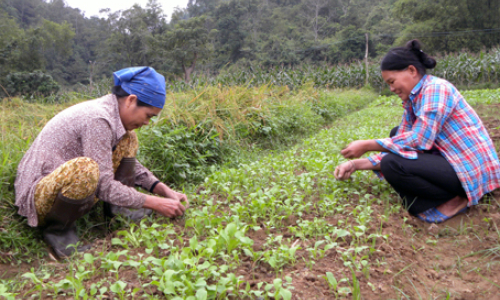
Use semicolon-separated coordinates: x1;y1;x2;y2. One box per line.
137;121;223;187
5;71;60;98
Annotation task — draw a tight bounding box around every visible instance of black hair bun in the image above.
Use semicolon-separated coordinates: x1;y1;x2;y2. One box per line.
422;56;437;69
405;39;436;69
405;39;422;51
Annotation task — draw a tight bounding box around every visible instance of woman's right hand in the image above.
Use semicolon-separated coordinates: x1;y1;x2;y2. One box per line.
340;140;369;158
341;139;387;158
143;195;187;218
334;161;356;181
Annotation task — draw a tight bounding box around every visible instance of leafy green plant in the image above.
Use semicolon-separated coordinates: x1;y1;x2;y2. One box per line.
264;278;293;300
216;222;253;258
138;122;223;186
5;71;60;98
0;282;18;300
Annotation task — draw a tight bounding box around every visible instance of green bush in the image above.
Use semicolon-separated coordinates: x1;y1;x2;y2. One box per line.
255;101;323;147
137;121;223;187
5;71;60;98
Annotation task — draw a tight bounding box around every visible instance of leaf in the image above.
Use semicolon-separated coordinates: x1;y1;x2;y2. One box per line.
110;281;127;293
189;236;199;249
83;253;95;264
111;238;125;246
225;223;237;237
196;288;208;300
338;286;351;295
279;288;292;300
325;272;338;288
99;287;108;295
335;229;350;238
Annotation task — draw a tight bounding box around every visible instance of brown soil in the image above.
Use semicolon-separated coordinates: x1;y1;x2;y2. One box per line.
238;197;500;300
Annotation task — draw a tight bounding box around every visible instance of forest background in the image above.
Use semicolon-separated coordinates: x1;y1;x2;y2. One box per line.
1;0;500;96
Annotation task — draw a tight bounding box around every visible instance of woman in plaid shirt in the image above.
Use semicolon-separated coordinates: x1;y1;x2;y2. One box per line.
334;40;500;223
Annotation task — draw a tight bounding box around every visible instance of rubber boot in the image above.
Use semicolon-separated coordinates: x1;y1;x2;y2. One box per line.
43;192;94;259
103;157;152;221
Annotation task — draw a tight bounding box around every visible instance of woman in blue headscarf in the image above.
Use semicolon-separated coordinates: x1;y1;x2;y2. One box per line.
15;66;188;259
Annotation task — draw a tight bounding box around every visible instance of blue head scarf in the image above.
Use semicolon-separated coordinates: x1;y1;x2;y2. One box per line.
113;66;166;109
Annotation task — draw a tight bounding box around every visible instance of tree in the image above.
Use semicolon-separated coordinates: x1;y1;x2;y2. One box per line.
2;0;40;28
100;3;166;69
0;12;24;77
186;0;221;17
301;0;330;42
364;2;403;55
214;0;259;65
163;16;213;82
329;25;374;63
393;0;500;53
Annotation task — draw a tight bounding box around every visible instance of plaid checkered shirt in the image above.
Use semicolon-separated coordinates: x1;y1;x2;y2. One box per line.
368;75;500;205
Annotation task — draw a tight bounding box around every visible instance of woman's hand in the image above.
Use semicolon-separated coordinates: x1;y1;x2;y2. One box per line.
153;182;189;208
143;195;187;218
341;140;369;158
167;190;188;206
341;140;387;158
334;161;356;181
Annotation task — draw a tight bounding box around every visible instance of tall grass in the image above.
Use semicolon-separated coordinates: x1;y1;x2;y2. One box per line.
0;98;76;198
436;50;500;88
167;63;384;92
0;98;79;261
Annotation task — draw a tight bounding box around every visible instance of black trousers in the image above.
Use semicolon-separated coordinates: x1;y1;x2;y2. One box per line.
380;127;467;215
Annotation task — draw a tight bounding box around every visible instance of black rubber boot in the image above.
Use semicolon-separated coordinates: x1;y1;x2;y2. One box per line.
43;192;95;259
103;157;152;221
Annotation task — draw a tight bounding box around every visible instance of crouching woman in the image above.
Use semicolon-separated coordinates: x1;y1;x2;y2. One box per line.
15;66;188;259
334;40;500;223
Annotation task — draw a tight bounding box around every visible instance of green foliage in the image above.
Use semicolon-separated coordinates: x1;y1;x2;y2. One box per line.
257;99;323;146
163;15;213;82
0;281;18;300
432;50;500;88
101;2;167;69
393;0;500;53
136;85;375;186
5;71;60;98
213;0;258;65
161;48;500;93
138;122;223;186
0;12;24;76
167;63;384;92
2;0;500;90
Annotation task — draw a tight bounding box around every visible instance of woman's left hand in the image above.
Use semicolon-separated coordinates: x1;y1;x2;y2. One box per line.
334;161;356;180
154;183;189;208
167;190;188;206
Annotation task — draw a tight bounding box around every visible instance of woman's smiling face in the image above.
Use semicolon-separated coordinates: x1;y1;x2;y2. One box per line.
381;65;422;101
